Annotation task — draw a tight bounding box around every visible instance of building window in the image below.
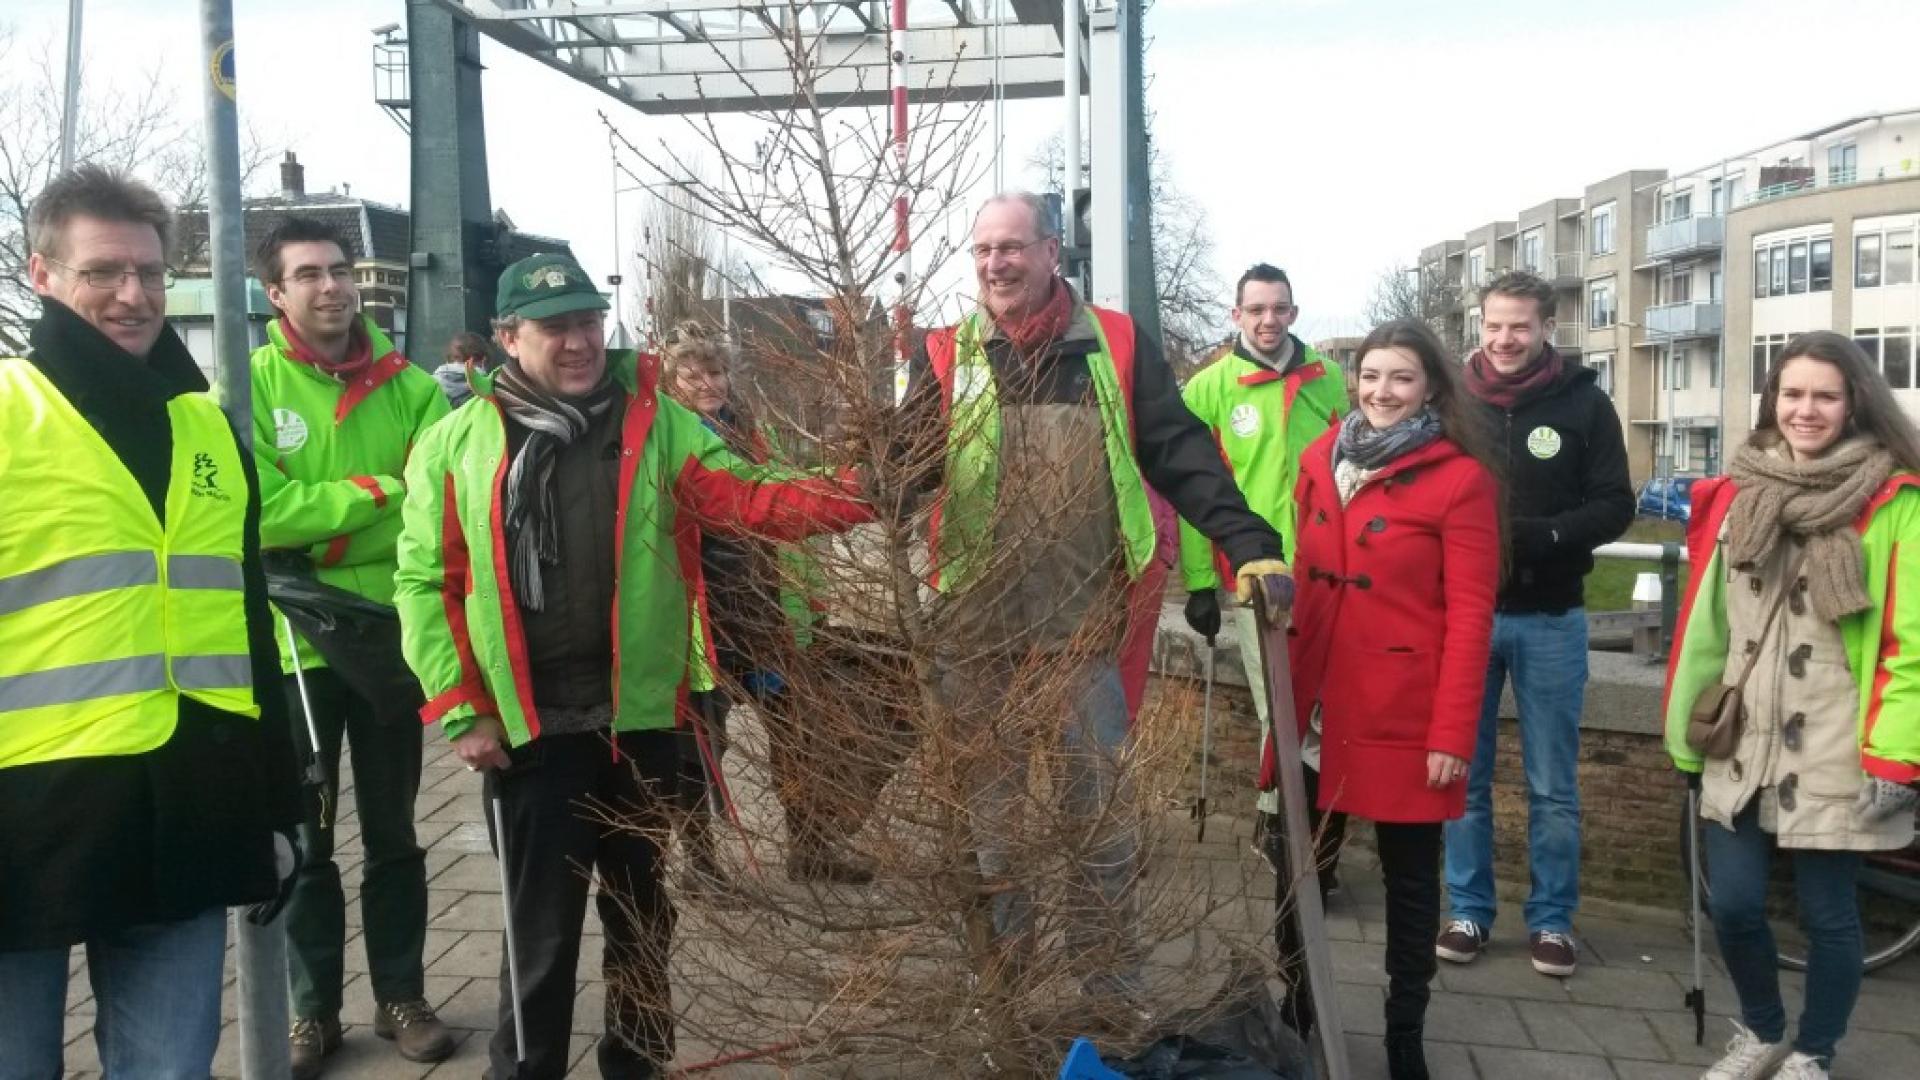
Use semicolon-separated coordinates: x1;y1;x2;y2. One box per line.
1587;352;1613;395
1666;347;1691;390
1661;266;1694;305
1467;306;1482;345
1663;189;1693;223
1520;228;1543;273
1857;233;1882;288
1810;239;1832;292
1887;328;1915;390
1468;246;1486;287
1752;333;1789;390
1753;249;1769;299
1588;279;1616;329
1829;142;1858;185
1707;343;1722;389
1590;203;1616;256
1771;246;1788;296
1887;231;1916;287
1788;241;1808;295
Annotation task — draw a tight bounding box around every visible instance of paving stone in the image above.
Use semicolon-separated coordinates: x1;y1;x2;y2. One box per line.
1828;1028;1920;1079
1559;964;1684;1009
1343;1032;1477;1079
1514;1000;1607;1057
430;890;505;933
1470;1044;1618;1078
1435;952;1575;1002
1326;937;1388;987
430;852;508;894
428;931;504;980
1845;977;1920;1035
1424;991;1532;1049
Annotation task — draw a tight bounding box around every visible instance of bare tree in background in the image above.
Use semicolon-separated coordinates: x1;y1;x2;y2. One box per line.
593;11;1291;1078
1365;263;1464;357
0;26;273;353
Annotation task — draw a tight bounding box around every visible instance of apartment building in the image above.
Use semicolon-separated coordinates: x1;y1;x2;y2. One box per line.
1416;108;1920;485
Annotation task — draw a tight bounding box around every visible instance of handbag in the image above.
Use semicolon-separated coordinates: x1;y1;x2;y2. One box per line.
1686;550;1808;759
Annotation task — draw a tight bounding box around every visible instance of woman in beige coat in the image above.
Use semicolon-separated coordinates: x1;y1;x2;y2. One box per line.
1664;332;1920;1080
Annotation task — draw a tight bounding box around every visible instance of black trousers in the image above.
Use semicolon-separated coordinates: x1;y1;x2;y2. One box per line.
484;730;679;1080
1274;772;1442;1037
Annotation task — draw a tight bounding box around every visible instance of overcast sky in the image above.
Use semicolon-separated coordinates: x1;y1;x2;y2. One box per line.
17;0;1920;342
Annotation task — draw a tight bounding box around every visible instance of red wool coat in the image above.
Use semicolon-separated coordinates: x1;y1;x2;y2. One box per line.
1278;430;1501;823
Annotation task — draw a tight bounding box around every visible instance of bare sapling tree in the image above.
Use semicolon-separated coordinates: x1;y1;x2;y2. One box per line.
594;8;1291;1077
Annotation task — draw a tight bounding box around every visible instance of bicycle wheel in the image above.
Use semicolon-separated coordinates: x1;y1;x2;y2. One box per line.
1681;799;1920;974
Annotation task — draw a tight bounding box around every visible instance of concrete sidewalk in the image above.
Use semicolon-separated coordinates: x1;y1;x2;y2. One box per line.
54;727;1920;1079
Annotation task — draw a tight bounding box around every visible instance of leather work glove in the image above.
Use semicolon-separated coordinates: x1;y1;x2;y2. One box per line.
246;828;302;926
1234;558;1295;624
1183;590;1221;642
1853;776;1919;827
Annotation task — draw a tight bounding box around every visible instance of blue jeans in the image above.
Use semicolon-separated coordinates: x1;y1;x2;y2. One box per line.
1706;802;1863;1066
952;656;1141;996
0;907;227;1080
1443;608;1587;934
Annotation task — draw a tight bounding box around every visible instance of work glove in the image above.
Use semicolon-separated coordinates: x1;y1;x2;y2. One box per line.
245;828;302;926
1234;558;1295;624
1183;590;1221;642
1853;776;1919;827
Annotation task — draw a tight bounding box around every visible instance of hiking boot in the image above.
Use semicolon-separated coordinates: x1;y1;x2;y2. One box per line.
1384;1028;1429;1080
1772;1052;1830;1079
373;999;455;1063
1529;930;1578;976
288;1016;342;1080
1434;919;1488;964
1699;1022;1790;1079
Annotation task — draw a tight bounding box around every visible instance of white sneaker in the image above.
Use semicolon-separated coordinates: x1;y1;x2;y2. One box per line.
1772;1052;1830;1079
1698;1023;1789;1080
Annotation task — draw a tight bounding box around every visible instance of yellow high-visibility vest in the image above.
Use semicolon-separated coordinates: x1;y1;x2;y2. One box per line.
0;357;257;768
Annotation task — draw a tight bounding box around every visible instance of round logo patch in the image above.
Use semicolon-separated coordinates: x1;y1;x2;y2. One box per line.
1229;403;1260;437
274;408;310;453
1526;425;1563;460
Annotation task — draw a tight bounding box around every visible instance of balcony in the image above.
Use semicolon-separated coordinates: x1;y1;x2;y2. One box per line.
1644;301;1724;340
1517;250;1585;286
1552;323;1584;352
1645;215;1724;260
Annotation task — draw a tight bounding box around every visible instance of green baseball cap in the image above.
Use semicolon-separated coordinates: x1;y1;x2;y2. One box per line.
495;252;611;320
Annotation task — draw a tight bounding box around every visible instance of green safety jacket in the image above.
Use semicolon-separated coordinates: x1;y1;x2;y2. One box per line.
924;306;1158;594
1177;339;1346;592
0;358;257;767
251;316;449;668
394;351;872;747
1664;474;1920;782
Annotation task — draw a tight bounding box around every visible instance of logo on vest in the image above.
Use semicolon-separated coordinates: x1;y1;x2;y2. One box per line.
1229;403;1260;437
273;409;309;453
1527;426;1563;460
191;452;231;502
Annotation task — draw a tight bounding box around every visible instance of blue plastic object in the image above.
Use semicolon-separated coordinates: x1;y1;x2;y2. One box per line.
1059;1037;1128;1080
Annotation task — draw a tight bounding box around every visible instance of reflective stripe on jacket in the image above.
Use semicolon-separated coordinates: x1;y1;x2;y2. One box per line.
0;358;256;767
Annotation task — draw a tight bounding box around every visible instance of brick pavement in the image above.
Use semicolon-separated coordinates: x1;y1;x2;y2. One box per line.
54;725;1920;1079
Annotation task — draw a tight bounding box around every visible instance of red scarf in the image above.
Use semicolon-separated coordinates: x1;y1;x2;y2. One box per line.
279;317;374;382
1465;345;1563;409
995;277;1076;354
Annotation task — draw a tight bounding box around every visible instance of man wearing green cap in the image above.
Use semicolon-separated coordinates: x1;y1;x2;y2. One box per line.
246;216;454;1077
395;252;874;1079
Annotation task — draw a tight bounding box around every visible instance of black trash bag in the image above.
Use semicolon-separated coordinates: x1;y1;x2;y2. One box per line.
1110;950;1312;1080
264;551;425;711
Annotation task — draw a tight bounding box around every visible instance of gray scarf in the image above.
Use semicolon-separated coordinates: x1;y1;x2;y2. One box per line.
1725;437;1892;622
1333;407;1444;473
493;362;618;612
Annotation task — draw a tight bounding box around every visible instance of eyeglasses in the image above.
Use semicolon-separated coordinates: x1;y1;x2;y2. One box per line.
47;258;173;292
971;239;1046;260
284;266;355;287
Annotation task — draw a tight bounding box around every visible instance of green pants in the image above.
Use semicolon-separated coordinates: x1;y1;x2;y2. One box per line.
284;668;428;1018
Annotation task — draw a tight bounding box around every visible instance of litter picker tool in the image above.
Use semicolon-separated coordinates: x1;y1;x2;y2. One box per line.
491;794;528;1063
1191;634;1217;842
1252;575;1351;1080
1685;780;1707;1045
279;612;330;826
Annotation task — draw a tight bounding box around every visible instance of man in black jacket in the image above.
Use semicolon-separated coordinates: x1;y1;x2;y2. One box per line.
1437;271;1633;979
0;167;301;1074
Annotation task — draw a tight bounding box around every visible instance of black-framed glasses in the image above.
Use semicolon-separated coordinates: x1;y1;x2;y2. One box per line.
971;239;1045;260
47;257;173;292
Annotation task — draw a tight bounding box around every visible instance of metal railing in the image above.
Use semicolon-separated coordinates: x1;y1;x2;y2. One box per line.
1646;214;1725;260
1594;541;1688;660
1552;322;1584;350
1645;300;1725;339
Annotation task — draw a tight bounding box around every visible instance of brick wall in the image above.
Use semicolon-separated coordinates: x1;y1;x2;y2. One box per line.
1149;673;1691;911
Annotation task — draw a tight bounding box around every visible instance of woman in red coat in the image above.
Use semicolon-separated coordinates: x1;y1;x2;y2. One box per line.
1267;319;1502;1079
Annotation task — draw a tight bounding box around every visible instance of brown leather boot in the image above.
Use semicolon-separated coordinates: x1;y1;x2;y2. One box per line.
374;999;456;1063
288;1016;342;1080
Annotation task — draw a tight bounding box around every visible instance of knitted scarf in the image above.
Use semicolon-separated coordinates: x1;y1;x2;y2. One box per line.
1333;406;1444;474
1724;437;1893;622
493;361;619;612
278;317;374;382
994;276;1076;355
1464;346;1562;409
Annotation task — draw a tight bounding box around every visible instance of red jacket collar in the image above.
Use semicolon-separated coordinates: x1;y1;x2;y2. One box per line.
1300;425;1463;490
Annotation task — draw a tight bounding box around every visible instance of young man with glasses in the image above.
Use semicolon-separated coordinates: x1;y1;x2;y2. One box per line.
248;217;453;1076
0;165;301;1077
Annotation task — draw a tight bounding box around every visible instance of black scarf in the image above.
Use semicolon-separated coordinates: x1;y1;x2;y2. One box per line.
493;361;619;611
1333;406;1444;473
